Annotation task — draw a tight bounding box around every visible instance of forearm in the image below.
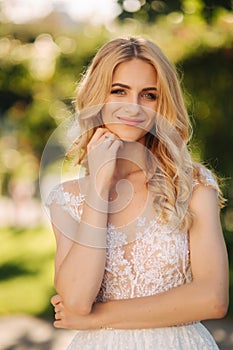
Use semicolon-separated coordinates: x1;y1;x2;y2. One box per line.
92;280;228;329
55;185;109;313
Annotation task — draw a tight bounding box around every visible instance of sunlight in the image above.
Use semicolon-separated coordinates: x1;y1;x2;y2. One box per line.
0;0;121;24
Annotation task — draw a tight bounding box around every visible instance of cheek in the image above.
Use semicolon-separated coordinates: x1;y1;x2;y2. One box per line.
101;106;116;127
144;110;156;129
101;105;110;122
148;116;155;128
101;103;120;123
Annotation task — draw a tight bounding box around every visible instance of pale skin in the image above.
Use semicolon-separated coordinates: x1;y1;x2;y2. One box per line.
50;59;229;330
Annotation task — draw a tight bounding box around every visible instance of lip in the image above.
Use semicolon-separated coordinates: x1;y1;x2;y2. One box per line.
117;116;145;126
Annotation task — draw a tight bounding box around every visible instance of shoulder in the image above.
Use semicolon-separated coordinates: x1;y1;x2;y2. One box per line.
190;182;219;215
190;164;221;221
45;177;88;223
46;177;88;207
192;163;219;191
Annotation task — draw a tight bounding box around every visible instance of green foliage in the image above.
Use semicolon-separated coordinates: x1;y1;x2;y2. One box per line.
0;27;109;196
0;226;55;316
182;49;233;176
117;0;232;23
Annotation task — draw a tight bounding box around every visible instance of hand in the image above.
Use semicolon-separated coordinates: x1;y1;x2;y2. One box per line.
87;128;122;191
51;294;96;330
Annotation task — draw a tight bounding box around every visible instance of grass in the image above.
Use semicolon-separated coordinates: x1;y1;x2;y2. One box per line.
0;226;56;317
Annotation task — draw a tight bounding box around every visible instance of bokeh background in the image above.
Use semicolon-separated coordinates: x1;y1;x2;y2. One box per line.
0;0;232;349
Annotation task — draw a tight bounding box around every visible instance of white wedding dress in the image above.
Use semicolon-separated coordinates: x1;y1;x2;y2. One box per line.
46;167;219;349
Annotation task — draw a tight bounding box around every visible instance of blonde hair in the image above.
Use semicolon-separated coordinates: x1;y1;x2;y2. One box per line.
69;36;224;230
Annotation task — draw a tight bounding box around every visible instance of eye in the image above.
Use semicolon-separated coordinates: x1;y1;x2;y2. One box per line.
110;89;126;96
141;91;158;100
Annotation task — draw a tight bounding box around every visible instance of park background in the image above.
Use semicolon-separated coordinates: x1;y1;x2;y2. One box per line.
0;0;232;349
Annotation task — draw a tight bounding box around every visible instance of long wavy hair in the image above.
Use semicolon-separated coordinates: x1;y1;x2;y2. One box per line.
68;36;224;230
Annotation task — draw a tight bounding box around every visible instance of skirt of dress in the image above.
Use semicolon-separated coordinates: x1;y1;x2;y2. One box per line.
67;322;219;350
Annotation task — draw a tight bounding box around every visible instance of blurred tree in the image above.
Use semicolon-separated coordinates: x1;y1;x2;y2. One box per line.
117;0;232;22
181;47;233;314
0;26;108;196
182;48;233;177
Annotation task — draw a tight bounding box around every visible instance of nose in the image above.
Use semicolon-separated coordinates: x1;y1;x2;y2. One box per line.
124;102;141;116
124;92;141;115
129;92;140;106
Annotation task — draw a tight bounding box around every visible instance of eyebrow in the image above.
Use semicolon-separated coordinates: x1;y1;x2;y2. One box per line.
111;83;157;91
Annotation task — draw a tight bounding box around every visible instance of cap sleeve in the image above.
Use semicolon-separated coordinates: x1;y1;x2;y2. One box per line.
192;165;219;191
46;183;85;223
44;183;87;242
45;183;107;247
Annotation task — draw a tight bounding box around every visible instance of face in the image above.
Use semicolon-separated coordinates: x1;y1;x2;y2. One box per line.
101;59;158;143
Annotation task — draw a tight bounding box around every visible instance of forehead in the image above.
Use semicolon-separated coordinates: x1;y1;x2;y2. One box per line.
112;59;157;85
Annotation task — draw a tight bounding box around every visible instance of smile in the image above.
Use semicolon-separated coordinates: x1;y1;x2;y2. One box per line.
117;116;145;126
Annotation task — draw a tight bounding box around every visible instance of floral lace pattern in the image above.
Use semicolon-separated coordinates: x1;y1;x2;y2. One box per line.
46;184;85;223
192;166;218;189
96;220;191;301
46;167;218;303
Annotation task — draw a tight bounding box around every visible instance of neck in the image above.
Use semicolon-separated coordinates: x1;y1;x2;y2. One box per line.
115;141;147;179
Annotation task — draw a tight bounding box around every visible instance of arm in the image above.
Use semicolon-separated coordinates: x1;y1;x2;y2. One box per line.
51;185;108;315
53;184;229;329
52;129;122;315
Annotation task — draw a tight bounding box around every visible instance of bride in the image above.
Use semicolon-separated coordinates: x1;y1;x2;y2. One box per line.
46;37;228;349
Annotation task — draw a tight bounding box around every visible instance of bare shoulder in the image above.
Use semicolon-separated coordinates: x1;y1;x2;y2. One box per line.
190;163;222;219
60;176;89;196
190;183;219;214
189;183;222;242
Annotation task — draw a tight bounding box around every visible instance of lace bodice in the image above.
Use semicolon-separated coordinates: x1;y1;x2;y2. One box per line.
99;220;191;301
46;166;218;302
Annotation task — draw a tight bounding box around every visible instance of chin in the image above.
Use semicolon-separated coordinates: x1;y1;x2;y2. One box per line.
119;137;137;143
117;133;146;144
106;125;147;143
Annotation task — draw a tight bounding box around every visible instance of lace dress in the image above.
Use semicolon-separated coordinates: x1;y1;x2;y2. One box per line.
46;167;220;350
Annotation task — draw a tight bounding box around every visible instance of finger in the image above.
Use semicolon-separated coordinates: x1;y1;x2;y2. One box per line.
54;305;62;312
88;131;117;152
90;128;118;146
99;132;120;147
51;294;62;306
54;320;66;329
89;127;108;144
55;311;62;320
87;130;108;151
102;133;115;142
109;139;123;152
53;321;62;328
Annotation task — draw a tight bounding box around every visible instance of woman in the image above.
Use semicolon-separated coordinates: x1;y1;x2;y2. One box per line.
46;37;229;349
